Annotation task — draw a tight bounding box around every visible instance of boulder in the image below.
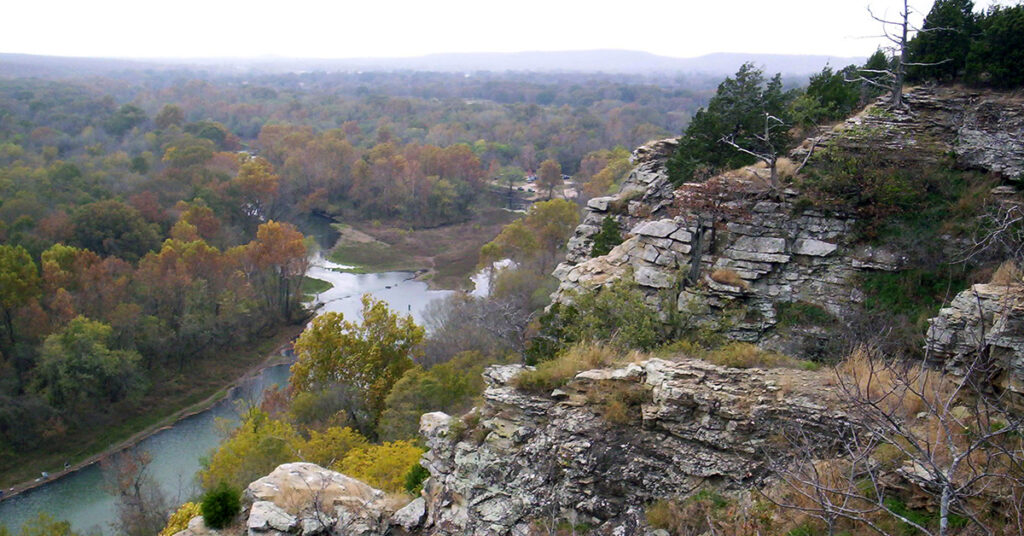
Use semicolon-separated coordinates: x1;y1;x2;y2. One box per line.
245;463;389;536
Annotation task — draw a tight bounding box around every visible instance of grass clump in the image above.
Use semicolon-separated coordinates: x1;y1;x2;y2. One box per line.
514;343;621;393
301;276;332;297
990;260;1023;286
200;482;241;529
658;340;817;370
710;268;749;289
705;343;813;369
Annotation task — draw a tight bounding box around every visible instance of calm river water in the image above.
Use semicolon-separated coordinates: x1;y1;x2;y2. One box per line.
0;248;457;533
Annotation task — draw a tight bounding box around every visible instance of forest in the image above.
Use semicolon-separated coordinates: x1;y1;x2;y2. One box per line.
4;2;1022;534
0;63;723;484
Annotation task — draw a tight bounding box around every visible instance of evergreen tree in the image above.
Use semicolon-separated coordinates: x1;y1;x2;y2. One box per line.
966;5;1024;88
590;216;623;258
667;63;793;186
907;0;976;81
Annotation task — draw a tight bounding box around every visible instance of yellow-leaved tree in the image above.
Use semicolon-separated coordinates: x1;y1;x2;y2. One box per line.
199;408;302;491
335;440;425;493
290;295;424;437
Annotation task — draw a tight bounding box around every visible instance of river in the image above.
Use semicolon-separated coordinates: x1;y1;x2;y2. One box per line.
0;241;458;533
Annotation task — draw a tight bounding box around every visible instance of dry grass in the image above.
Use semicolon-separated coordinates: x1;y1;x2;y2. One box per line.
990;260;1023;286
655;340;817;370
710;268;749;289
513;343;622;392
837;347;958;419
705;342;813;370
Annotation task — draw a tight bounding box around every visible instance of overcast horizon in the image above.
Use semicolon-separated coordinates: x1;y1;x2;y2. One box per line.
3;0;1015;62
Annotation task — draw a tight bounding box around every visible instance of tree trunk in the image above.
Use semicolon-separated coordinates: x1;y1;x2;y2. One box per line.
687;216;706;286
894;0;909;109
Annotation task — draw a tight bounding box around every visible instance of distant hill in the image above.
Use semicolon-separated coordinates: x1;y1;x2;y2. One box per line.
0;50;865;79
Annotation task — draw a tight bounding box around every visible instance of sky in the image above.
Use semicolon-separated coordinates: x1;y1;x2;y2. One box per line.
1;0;1015;60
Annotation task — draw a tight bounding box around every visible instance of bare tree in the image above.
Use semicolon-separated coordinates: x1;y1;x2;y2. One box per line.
720;113;787;189
853;0;955;110
102;449;171;536
962;200;1024;265
767;346;1024;536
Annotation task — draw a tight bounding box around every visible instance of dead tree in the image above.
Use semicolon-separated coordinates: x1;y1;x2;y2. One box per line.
719;112;787;189
767;346;1024;536
853;0;954;110
101;449;171;536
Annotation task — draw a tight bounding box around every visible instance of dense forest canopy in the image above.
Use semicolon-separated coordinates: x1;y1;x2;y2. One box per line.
0;64;732;473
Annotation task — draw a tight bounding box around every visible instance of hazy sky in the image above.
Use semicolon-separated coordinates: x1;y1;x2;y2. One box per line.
1;0;1013;60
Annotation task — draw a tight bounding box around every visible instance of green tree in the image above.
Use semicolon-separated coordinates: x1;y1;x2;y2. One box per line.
199;407;302;491
378;351;487;441
15;513;79;536
154;104;185;130
537;158;562;200
907;0;976;81
790;65;860;126
590;216;623;257
70;200;161;262
335;440;425;493
33;316;144;410
297;426;369;467
966;5;1024;88
0;244;40;348
667;63;793;185
290;295;424;435
104;104;147;137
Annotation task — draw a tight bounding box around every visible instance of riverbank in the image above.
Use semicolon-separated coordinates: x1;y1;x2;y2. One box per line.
328;207;517;290
0;324;305;497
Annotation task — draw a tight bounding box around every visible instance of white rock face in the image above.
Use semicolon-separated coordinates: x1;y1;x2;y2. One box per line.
247;501;297;534
244;463;391;536
171;516;219;536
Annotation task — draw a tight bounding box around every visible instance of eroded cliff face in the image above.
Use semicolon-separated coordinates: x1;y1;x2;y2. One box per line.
926;283;1024;396
414;359;844;535
552;86;1024;357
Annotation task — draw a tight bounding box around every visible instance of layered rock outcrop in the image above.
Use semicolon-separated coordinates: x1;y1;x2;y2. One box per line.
553;87;1024;355
926;283;1024;395
412;359;844;535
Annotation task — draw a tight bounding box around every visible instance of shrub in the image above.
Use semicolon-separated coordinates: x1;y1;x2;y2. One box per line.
775;301;837;328
590;383;650;425
159;502;202;536
590;216;623;257
404;463;430;496
200;483;241;530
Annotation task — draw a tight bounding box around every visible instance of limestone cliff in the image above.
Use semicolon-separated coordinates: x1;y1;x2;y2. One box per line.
926;283;1024;396
552;86;1024;357
413;359;843;535
180;86;1024;536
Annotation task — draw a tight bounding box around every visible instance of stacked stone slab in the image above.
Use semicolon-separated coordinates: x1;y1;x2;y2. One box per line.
412;360;846;535
552;163;900;349
926;283;1024;396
